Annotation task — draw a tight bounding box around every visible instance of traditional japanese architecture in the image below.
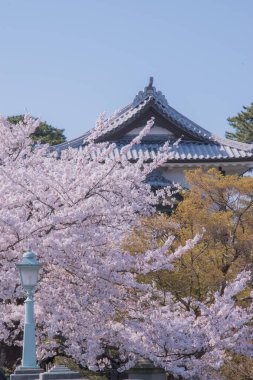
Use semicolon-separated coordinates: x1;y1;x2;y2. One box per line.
56;78;253;187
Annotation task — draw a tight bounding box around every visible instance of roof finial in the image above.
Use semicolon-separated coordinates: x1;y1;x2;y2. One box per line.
148;76;154;89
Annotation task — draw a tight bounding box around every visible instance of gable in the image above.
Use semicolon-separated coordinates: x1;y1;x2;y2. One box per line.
126;125;174;137
102;104;205;143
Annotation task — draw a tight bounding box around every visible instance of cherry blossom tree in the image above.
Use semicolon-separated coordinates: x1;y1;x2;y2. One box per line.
0;115;252;379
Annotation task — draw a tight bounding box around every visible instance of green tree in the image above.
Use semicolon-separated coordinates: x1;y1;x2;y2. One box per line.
226;103;253;143
125;169;253;380
7;115;66;146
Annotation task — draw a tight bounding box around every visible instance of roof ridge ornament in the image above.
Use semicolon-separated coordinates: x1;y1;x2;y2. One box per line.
147;76;154;90
132;77;169;108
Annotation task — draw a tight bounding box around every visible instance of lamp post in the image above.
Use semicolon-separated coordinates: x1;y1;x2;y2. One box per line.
11;250;44;380
17;249;42;369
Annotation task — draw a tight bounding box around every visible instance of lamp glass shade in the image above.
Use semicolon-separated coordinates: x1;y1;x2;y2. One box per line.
19;266;40;288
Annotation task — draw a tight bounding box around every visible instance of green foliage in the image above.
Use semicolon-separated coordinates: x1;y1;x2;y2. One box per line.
220;355;253;380
7;115;66;146
126;169;253;379
226;103;253;143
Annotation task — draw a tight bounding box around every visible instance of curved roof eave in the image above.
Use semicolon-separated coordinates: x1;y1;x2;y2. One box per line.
54;78;253;154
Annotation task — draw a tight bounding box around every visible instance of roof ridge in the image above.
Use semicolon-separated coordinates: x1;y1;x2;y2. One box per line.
53;78;253;155
159;101;212;139
55;131;91;149
131;78;213;140
109;103;132;121
132;78;169;109
117;78;253;151
211;135;253;151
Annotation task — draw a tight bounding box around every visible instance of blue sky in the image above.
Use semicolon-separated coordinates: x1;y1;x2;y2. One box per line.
0;0;252;140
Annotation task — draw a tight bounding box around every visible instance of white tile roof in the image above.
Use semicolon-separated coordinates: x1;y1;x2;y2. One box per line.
90;142;253;162
55;78;253;163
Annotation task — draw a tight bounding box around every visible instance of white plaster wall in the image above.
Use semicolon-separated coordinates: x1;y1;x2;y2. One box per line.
127;126;174;136
160;163;251;188
160;167;188;188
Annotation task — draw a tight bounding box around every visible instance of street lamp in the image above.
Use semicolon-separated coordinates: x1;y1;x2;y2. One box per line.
16;249;42;369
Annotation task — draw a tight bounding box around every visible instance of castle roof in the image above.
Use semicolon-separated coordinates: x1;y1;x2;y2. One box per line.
56;78;253;164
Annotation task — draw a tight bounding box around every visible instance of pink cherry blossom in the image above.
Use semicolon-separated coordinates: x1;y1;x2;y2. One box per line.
0;115;252;379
